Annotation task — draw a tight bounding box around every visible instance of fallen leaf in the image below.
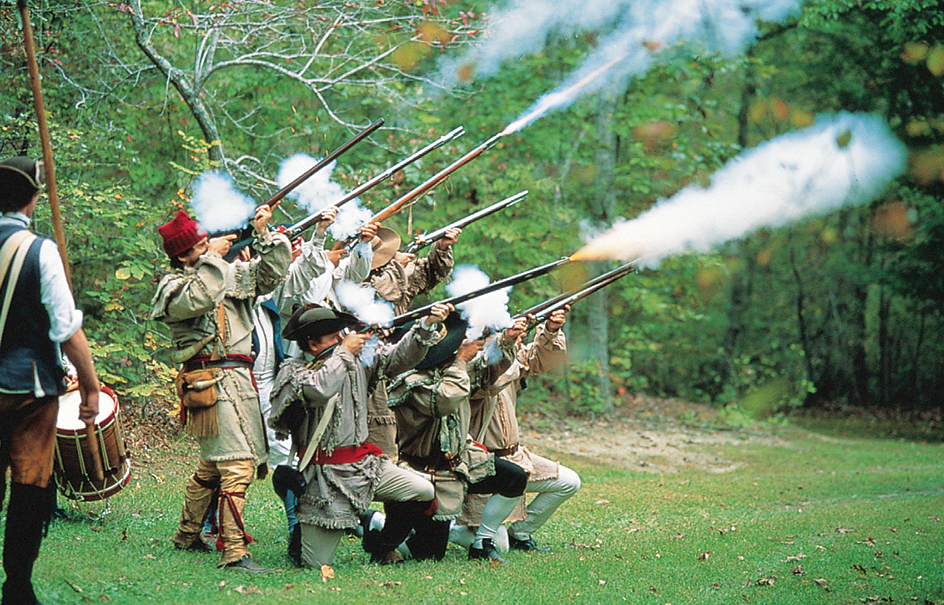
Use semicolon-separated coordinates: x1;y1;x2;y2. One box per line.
698;551;711;561
791;565;805;576
321;565;335;583
234;586;262;595
756;577;776;587
814;578;830;591
785;553;806;562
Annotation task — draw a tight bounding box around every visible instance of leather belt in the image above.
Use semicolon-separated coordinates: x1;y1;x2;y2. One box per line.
184;357;253;371
492;445;518;458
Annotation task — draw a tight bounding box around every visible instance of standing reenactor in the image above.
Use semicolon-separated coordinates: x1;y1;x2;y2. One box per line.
267;303;449;568
454;307;580;553
151;205;290;573
387;314;528;563
0;157;101;604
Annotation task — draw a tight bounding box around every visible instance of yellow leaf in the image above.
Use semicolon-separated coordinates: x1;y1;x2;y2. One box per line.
906;120;931;137
928;44;944;76
115;267;132;280
900;41;929;64
320;565;335;583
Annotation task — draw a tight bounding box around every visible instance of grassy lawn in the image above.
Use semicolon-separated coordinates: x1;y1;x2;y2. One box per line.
23;419;944;604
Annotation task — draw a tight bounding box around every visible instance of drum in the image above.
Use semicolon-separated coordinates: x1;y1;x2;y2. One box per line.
54;385;131;501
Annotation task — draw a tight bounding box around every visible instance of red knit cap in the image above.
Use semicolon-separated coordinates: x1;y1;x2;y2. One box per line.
158;210;208;258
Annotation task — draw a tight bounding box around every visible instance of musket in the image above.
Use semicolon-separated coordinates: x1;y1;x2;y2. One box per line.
334;130;505;250
224;118;384;260
390;257;571;327
520;261;637;329
281;126;465;240
403;190;529;255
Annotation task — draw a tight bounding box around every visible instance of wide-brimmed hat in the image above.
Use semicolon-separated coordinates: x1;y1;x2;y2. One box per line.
158;210;208;258
413;311;469;371
282;304;360;343
369;227;401;270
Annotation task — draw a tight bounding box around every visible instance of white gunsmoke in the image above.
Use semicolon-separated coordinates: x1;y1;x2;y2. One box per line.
573;112;909;264
190;170;257;233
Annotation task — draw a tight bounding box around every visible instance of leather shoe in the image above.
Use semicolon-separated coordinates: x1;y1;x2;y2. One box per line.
468;538;506;564
223;555;274;574
370;549;404;565
174;537;216;553
509;535;551;552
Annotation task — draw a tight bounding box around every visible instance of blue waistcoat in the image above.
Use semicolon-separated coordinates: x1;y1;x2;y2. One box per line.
0;225;66;396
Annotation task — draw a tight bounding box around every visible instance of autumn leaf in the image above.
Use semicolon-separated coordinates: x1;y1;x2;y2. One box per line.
791;565;805;576
927;43;944;76
756;576;776;586
901;41;930;64
814;578;830;591
698;551;711;560
321;565;335;583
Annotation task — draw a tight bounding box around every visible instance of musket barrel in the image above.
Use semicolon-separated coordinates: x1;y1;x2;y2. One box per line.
404;190;528;254
284;126;466;238
520;261;636;324
335;130;506;250
263;118;384;209
391;257;570;327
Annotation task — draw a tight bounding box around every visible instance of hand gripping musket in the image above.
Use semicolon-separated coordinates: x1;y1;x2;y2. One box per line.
518;261;638;330
403;189;529;255
281;127;465;241
334;130;505;251
389;257;572;328
223;118;384;260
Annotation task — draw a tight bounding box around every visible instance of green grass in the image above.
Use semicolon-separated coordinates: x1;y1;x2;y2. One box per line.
20;424;944;604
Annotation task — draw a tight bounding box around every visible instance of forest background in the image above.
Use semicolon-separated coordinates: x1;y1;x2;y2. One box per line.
1;0;943;427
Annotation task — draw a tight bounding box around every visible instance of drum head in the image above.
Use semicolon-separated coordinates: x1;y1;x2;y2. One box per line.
57;385;117;432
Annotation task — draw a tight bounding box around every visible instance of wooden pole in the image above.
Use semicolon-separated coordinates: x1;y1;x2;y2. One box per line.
17;0;104;483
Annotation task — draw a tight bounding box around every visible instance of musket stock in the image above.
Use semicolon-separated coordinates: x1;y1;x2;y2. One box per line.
390;257;570;327
334;130;505;250
403;190;529;255
223;119;384;260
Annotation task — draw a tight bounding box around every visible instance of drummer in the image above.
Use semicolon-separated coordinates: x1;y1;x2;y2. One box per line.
0;156;101;605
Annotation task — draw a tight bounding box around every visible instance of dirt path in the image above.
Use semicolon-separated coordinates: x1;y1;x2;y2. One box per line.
518;395;790;474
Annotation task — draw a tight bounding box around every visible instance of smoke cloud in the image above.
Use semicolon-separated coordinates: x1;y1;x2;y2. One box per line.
572;112;908;264
446;265;514;340
439;0;802;133
190;170;257;233
334;280;396;327
276;153;373;241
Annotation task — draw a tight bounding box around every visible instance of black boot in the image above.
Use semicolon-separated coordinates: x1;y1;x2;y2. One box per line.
405;516;450;561
2;483;51;605
469;538;506;564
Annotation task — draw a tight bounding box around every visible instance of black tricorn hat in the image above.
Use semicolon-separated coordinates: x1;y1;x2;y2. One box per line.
282;304;360;343
413;311;469;371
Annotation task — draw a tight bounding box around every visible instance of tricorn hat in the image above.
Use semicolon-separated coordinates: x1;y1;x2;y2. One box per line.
369;227;401;271
283;304;360;343
0;157;44;192
0;157;45;212
413;311;469;371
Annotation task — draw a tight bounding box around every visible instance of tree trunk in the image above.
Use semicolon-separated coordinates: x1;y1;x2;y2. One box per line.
583;83;621;414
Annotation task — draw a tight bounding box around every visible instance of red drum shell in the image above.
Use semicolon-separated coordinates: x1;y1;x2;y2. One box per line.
54;385;131;502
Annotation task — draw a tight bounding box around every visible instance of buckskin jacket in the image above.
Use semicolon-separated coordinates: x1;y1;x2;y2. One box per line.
150;229;291;465
367;241;454;459
387;337;516;485
267;321;440;530
459;323;567;526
